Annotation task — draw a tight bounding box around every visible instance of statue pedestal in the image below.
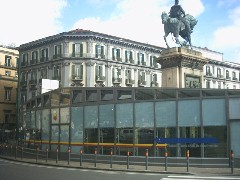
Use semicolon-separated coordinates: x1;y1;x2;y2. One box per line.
158;47;208;88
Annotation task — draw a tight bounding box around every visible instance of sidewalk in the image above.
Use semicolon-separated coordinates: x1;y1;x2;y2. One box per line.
1;155;240;176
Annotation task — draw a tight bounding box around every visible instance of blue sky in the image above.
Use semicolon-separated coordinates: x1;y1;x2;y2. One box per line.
1;0;240;62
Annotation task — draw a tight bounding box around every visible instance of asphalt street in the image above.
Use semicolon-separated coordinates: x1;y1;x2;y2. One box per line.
1;159;240;180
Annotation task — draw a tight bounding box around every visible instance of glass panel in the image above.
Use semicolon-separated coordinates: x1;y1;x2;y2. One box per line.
99;128;115;154
60;89;70;106
155;101;176;127
180;127;201;157
37;98;41;107
86;90;98;102
229;98;240;119
84;106;98;128
31;111;35;129
36;110;41;129
43;95;50;107
51;125;59;150
51;108;59;124
116;103;133;128
26;111;31;128
156;127;177;157
117;90;132;100
84;128;98;154
60;125;69;152
72;90;83;104
99;104;114;127
135;102;154;127
204;126;227;157
42;109;50;141
156;89;176;99
202;99;226;126
101;90;113;101
135;89;154;100
60;107;70;124
178;90;200;98
230;122;240;157
178;100;200;126
71;107;84;153
202;90;225;97
51;91;60;106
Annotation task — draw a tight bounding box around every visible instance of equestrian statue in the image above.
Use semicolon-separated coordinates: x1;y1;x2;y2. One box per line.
162;0;198;49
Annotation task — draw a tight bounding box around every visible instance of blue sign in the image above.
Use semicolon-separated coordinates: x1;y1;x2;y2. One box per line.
154;138;219;144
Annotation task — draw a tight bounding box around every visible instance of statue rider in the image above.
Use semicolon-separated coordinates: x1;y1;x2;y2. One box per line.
169;0;192;34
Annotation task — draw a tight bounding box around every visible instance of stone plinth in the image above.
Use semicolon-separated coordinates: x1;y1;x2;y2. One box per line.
157;47;208;88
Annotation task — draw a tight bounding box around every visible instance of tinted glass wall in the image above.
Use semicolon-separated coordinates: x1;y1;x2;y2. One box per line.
19;88;240;158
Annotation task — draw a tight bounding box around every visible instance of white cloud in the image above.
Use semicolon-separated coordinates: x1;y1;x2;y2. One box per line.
0;0;67;46
72;0;204;48
210;6;240;61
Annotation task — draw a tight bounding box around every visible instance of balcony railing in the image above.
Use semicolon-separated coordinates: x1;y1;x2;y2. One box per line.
20;81;27;86
138;80;147;86
233;77;238;81
125;79;134;85
112;77;122;84
96;75;105;82
72;75;83;81
53;54;62;59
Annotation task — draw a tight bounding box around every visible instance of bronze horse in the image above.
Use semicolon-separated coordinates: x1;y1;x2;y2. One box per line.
161;12;197;48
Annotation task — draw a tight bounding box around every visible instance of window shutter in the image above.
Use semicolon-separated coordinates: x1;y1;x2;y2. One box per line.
80;44;83;56
117;49;120;58
55;46;57;55
95;45;98;57
101;46;104;56
72;64;76;78
112;48;115;60
130;51;133;60
72;44;75;57
102;65;105;77
125;51;128;61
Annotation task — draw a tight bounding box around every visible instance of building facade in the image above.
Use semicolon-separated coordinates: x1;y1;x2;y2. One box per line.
18;29;163;102
0;46;18;136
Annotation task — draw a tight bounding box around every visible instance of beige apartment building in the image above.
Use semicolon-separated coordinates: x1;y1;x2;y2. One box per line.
0;46;18;135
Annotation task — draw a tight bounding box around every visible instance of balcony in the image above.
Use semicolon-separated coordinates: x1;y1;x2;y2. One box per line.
205;73;213;77
138;80;147;86
96;75;105;82
30;60;36;65
125;79;134;85
117;57;122;62
53;54;62;59
233;77;238;81
151;81;159;87
72;75;83;81
40;57;49;62
226;76;231;80
21;62;26;66
112;77;122;84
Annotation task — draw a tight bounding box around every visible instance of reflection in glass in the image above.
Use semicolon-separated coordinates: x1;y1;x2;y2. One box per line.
204;126;227;157
42;109;50;141
178;100;200;126
60;125;69;152
135;102;154;127
155;101;176;127
116;103;133;128
31;111;35;129
135;89;154;100
86;90;97;102
99;104;114;128
60;89;70;106
51;91;59;106
136;128;154;156
51;108;59;124
71;107;84;152
60;107;70;124
51;125;59;151
202;99;226;126
117;90;132;100
180;127;201;157
84;106;98;128
72;90;82;104
101;90;113;101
